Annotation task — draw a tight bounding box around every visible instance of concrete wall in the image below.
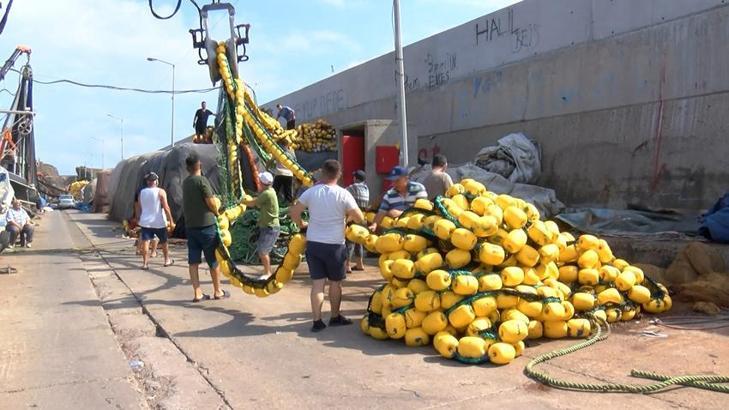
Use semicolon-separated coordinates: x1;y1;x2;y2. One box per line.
265;0;729;209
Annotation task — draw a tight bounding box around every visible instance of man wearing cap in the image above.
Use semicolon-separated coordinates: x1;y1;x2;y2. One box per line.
289;159;366;332
369;166;428;232
182;153;228;302
243;172;280;277
136;172;175;270
345;170;369;272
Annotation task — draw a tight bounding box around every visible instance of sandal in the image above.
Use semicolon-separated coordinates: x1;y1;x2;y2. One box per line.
164;259;175;267
214;290;231;300
192;294;211;303
351;266;365;271
141;265;149;271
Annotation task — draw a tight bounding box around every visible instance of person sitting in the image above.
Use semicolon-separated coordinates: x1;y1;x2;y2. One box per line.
6;199;33;248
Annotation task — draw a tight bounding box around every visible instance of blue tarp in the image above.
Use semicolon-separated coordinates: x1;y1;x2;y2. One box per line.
699;193;729;243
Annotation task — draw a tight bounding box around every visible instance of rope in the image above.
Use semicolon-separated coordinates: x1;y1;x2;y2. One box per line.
524;316;729;394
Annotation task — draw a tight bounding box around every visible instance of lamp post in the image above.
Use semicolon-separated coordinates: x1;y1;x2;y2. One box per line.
393;0;409;167
107;113;124;160
147;57;175;148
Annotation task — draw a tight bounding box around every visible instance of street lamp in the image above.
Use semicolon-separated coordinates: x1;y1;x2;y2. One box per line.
147;57;175;148
107;113;124;160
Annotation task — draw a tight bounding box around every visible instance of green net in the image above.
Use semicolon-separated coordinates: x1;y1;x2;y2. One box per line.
227;206;306;265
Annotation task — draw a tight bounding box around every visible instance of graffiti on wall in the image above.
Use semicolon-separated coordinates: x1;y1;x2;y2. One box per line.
292;88;346;120
425;52;457;90
405;52;458;93
475;7;539;54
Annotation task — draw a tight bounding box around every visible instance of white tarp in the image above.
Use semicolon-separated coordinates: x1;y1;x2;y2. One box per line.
475;133;541;184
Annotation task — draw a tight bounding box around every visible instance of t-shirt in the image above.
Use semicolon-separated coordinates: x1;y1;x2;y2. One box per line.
423;170;454;200
194;108;213;128
298;184;358;245
379;181;428;212
7;207;29;226
182;175;216;228
276;106;295;121
256;187;280;228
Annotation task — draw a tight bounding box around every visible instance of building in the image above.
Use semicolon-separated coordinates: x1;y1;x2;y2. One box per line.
265;0;729;210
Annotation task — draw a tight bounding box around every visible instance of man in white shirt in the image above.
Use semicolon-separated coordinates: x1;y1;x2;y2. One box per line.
6;199;33;248
289;160;366;332
135;172;175;270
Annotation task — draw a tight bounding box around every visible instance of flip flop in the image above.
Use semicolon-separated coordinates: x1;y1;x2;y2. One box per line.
352;266;365;271
164;259;175;267
192;294;211;303
141;265;149;271
0;266;18;274
214;290;231;300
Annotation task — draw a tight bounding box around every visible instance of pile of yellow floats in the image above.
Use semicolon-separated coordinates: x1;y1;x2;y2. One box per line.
346;179;672;365
207;42;310;296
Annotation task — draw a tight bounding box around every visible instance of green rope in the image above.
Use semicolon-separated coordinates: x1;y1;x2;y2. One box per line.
524;317;729;394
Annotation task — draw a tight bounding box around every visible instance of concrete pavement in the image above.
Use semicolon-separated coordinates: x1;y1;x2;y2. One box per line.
0;211;145;409
3;210;728;409
65;211;729;409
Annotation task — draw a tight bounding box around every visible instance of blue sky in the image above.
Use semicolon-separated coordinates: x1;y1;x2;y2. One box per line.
0;0;517;175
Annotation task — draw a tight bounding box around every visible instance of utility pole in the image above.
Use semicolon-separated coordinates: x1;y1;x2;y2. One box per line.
393;0;408;167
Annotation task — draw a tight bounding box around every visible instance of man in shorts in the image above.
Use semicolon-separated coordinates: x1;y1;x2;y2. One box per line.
289;159;365;332
243;172;280;277
136;172;175;269
182;153;228;302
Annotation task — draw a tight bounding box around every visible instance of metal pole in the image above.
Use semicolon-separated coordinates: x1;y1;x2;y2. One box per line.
101;137;105;169
171;64;175;148
393;0;408;167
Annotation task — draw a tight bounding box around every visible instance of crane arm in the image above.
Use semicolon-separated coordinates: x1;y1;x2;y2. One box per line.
0;45;30;81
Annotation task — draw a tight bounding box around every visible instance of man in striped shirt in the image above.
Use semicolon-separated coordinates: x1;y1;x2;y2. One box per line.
345;170;369;272
369;166;428;232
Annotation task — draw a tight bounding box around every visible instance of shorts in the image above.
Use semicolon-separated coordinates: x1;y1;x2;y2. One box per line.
346;240;363;259
305;241;347;281
186;224;219;268
256;226;281;254
286;119;296;130
195;124;206;135
141;227;168;243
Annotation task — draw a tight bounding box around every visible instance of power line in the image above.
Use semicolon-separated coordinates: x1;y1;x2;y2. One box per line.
31;77;219;95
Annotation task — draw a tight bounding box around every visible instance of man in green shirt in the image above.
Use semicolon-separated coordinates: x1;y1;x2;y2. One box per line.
182;153;228;302
244;172;280;277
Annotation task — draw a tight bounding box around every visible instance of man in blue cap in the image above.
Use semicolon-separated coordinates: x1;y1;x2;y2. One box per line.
369;166;427;232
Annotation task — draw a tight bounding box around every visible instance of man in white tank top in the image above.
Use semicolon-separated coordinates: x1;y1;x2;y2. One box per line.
136;172;175;270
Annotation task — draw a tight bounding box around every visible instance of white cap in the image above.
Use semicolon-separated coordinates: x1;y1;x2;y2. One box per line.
259;172;274;186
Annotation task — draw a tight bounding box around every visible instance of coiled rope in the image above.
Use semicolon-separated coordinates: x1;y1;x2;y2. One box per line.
524;316;729;394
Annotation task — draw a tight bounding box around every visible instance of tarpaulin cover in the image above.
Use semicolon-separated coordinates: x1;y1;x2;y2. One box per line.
475;133;541;184
556;208;699;236
410;163;564;218
699;192;729;243
108;143;222;223
92;170;111;213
